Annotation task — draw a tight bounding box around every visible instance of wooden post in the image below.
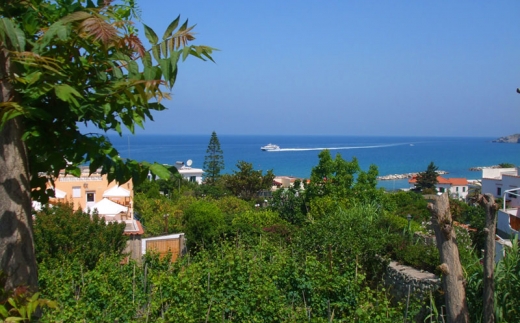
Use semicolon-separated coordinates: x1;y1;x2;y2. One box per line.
479;193;497;323
428;193;469;323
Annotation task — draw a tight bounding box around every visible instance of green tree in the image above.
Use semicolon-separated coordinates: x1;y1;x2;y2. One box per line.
270;179;307;225
0;1;214;292
182;200;226;250
415;161;439;192
203;131;225;185
305;150;382;207
222;161;275;201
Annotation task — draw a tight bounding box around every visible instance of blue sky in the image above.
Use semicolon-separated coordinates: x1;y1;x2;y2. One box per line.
130;1;520;137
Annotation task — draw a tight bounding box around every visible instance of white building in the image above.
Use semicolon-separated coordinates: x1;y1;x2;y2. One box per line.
408;176;469;200
174;161;204;184
482;168;520;240
481;167;519;200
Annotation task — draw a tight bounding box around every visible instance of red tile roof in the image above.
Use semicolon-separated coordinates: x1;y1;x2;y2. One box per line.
123;220;144;235
409;176;468;186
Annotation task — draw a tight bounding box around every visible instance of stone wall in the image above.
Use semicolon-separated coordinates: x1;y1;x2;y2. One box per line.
384;261;440;303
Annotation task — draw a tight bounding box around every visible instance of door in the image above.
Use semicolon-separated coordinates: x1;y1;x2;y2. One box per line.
86;191;96;209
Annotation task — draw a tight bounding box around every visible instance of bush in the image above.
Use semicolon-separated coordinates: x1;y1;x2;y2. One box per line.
182;200;226;250
33;203;127;270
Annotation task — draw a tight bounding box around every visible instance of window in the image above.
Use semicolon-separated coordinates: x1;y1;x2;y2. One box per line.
189;176;196;182
463;187;466;192
497;187;502;196
72;186;81;198
456;187;459;192
86;192;95;202
439;187;445;193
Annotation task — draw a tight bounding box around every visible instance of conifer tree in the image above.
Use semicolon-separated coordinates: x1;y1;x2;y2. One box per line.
203;131;225;185
416;161;439;192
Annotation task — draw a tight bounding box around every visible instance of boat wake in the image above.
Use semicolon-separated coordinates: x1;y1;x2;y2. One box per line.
265;143;411;152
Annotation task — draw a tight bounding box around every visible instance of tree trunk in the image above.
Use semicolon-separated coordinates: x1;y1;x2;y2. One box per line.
428;193;469;323
480;193;497;323
0;48;38;292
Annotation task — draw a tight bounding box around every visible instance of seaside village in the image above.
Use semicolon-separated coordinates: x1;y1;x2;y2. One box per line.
33;162;520;264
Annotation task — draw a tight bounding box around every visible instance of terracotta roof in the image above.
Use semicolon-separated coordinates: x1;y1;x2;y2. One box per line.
409;176;468;186
124;220;144;235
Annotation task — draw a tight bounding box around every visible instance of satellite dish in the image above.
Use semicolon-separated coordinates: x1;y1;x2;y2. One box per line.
186;159;193;167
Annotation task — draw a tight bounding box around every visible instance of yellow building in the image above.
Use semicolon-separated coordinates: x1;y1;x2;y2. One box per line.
50;166;134;220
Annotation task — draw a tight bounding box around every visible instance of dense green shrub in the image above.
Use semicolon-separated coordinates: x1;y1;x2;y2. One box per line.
33;203;127;270
39;256;148;322
182;200;226;250
386;190;430;221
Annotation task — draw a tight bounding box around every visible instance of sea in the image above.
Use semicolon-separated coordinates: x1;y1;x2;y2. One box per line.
107;135;520;190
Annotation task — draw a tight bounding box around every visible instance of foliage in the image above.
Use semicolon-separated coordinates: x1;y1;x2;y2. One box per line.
498;162;515;168
307;195;349;221
0;0;215;201
415;161;439;192
203;131;225;185
494;236;520;322
231;209;289;240
134;179;162;198
133;192;183;236
303;150;383;217
182;200;226;250
449;197;472;222
38;256;148;322
33;203;127;270
222;161;275;201
305;150;361;200
213;195;252;216
270;181;307;225
34;201;418;322
386;190;430;221
352;287;411;323
295;203;390;281
0;287;57;322
466;184;482;203
391;238;439;272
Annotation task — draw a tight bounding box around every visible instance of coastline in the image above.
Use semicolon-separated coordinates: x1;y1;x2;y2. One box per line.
377;170;448;181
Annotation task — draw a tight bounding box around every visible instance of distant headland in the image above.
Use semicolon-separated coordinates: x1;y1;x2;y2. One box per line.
492;134;520;143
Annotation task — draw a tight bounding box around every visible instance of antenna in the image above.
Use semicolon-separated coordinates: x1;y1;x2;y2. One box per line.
186;159;193;167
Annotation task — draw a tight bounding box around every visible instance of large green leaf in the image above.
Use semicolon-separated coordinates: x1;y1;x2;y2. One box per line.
149;163;171;180
151;44;161;62
159;58;171;83
162;15;180;40
54;84;82;107
143;23;158;45
0;102;25;128
0;18;25;51
41;21;69;47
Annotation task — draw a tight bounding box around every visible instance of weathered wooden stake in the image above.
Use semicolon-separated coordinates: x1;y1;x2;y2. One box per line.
428;193;469;323
478;193;497;323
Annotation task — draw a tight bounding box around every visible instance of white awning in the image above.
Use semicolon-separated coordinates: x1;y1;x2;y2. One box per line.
103;186;131;197
87;198;128;216
54;188;67;199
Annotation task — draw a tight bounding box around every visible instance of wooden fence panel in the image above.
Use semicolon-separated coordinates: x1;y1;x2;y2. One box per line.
146;238;181;263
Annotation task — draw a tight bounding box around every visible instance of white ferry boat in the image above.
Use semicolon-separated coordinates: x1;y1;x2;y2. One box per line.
261;143;280;151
